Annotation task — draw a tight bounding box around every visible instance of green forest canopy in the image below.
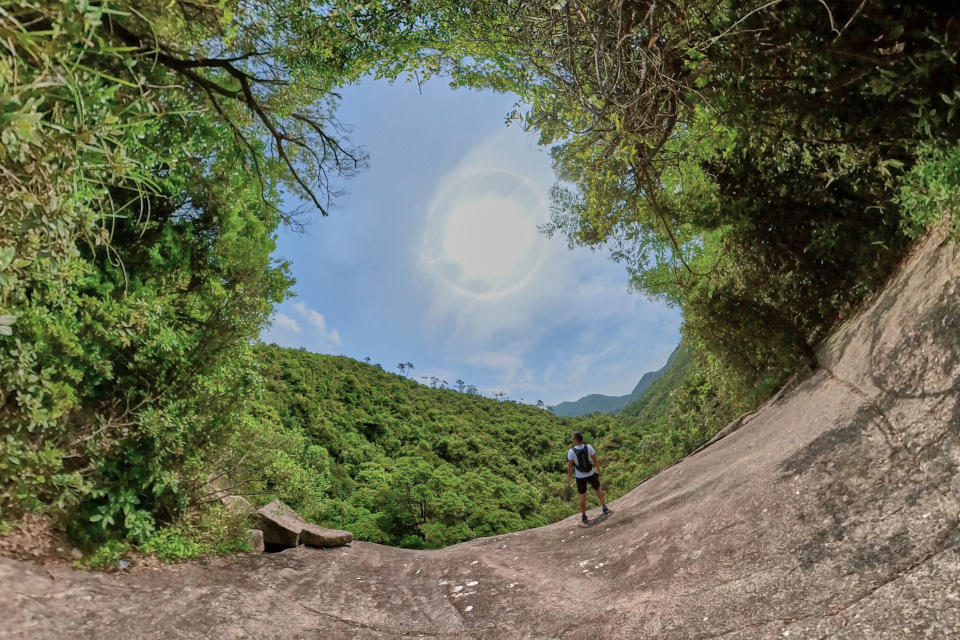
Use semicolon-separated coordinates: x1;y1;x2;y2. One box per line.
247;345;647;548
2;0;960;558
238;343;719;549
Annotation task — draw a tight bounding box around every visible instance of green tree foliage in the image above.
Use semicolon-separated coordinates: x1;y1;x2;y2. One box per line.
0;0;443;544
441;0;960;391
0;0;300;543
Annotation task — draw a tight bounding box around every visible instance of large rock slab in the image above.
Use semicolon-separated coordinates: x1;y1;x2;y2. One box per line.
221;495;255;518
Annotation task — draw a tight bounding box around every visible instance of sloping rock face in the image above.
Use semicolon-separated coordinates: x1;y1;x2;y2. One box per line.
1;233;958;639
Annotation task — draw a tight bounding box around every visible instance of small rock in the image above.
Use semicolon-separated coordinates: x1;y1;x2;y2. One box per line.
247;529;265;554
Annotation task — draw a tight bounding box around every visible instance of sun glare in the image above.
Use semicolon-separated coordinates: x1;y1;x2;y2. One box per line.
423;170;546;297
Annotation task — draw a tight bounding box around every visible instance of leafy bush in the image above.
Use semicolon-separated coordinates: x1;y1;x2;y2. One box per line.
898;143;960;238
78;540;130;570
141;528;207;563
0;0;376;544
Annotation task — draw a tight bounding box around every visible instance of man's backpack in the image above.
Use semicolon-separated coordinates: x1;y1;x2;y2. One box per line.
573;444;593;473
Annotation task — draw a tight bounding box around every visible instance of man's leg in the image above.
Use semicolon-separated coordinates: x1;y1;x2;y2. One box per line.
578;491;587;515
592;475;610;514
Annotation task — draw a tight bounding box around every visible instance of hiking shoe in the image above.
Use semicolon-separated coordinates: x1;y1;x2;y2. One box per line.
602;506;611;515
581;514;588;523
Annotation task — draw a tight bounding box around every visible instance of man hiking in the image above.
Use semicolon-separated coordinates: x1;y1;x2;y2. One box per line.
566;431;611;523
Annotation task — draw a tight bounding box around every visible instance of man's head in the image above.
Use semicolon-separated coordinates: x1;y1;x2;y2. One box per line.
572;431;583;444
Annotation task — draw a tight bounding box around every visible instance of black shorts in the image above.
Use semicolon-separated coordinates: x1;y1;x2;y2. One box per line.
576;473;600;494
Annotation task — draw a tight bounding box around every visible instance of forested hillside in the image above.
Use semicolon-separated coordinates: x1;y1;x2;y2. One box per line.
240;345;635;548
620;345;694;420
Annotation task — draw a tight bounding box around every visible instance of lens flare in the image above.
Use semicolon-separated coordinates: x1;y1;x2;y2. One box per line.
422;170;547;298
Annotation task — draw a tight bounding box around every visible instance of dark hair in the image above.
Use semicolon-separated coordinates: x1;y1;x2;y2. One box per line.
572;431;583;443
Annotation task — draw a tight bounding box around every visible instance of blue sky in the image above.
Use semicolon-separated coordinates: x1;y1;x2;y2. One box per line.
261;78;681;407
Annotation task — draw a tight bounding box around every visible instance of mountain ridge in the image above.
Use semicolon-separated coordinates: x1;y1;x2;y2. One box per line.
550;345;680;417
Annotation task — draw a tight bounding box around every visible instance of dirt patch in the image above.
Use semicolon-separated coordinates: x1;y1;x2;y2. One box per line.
0;513;80;565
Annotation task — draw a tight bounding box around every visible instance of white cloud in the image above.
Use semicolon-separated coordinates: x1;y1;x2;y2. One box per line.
291;301;342;345
271;313;301;333
464;349;534;389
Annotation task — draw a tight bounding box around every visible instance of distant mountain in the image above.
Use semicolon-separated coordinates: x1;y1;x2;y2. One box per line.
618;343;693;419
550;345;681;417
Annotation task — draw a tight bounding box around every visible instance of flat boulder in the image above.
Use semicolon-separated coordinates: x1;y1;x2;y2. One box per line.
300;523;352;548
254;500;352;549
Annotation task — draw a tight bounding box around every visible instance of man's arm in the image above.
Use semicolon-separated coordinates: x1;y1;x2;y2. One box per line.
567;459;574;483
591;454;601;477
